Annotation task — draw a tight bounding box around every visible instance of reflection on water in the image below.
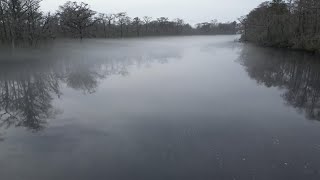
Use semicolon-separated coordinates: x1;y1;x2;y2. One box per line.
2;36;320;180
0;41;180;134
0;64;61;131
240;45;320;121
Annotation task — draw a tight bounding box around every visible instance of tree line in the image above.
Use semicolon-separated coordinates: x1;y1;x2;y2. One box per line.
239;0;320;52
0;0;237;46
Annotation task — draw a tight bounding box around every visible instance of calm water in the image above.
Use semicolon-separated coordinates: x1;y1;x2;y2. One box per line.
1;36;320;180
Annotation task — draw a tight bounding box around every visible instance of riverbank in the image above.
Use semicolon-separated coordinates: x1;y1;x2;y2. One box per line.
238;0;320;54
239;37;320;54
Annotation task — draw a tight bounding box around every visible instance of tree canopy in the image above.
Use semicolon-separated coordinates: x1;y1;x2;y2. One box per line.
239;0;320;52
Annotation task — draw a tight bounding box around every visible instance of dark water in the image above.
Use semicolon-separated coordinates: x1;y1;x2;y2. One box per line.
1;36;320;180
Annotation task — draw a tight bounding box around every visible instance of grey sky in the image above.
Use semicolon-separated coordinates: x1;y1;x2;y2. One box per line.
40;0;265;25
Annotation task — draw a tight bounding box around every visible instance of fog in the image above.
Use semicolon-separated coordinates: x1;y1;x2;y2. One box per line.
2;36;320;180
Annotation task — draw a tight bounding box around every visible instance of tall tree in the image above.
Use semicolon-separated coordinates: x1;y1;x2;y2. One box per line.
116;12;127;38
133;17;141;36
58;1;97;39
98;13;107;38
105;13;115;37
143;16;152;34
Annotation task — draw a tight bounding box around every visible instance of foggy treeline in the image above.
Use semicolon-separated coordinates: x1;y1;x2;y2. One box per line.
239;0;320;52
0;0;237;46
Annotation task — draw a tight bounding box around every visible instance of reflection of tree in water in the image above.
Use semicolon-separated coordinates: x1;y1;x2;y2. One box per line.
63;63;105;94
0;64;61;131
0;49;180;134
239;45;320;121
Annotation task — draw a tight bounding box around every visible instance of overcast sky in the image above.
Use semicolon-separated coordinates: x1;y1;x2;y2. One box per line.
40;0;265;25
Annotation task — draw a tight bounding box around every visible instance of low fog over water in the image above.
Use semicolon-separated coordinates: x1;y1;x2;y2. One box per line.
1;36;320;180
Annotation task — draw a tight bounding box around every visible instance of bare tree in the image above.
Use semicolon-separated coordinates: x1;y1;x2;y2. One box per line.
105;13;115;37
58;1;97;39
0;0;9;43
143;16;152;34
124;16;131;36
133;17;141;36
0;0;54;46
5;0;28;47
98;13;107;38
116;12;127;38
174;18;184;34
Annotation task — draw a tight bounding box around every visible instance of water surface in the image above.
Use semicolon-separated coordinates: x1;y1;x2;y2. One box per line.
1;36;320;180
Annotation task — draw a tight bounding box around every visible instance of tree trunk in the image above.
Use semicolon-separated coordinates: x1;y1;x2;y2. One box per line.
145;24;148;35
136;25;140;37
120;24;123;38
0;3;8;42
315;8;319;34
108;21;112;38
103;22;106;38
79;26;83;40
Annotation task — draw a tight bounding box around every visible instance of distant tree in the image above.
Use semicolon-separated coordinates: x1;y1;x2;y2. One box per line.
124;16;131;36
58;1;97;39
133;17;142;36
173;18;184;34
105;13;115;37
157;17;169;32
116;12;127;37
98;13;107;38
143;16;152;34
238;16;248;40
196;20;237;35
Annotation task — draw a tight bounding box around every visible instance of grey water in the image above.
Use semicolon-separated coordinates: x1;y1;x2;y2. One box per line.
1;36;320;180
